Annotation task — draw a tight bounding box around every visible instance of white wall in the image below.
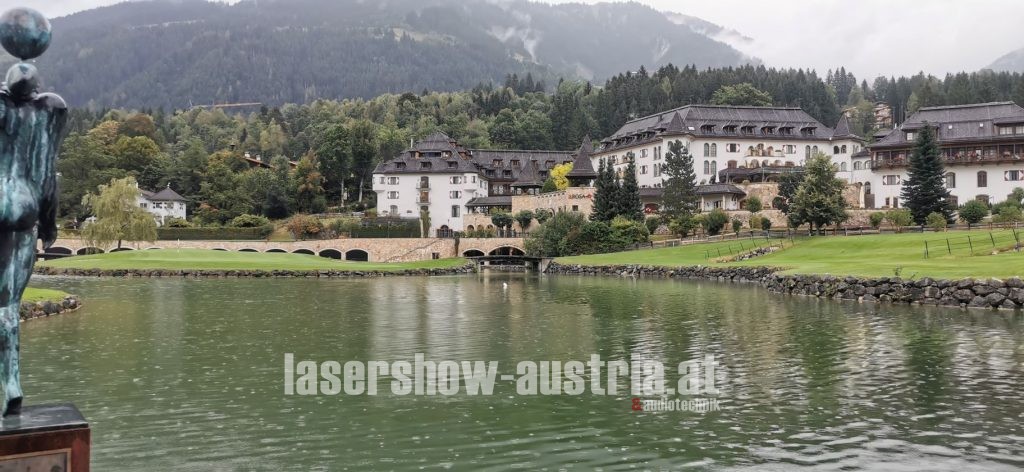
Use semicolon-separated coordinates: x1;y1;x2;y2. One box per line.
137;196;186;226
373;172;486;233
870;164;1024;209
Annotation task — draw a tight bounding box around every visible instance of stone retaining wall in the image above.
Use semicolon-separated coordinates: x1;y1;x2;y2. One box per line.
19;296;81;321
546;263;1024;311
34;265;478;279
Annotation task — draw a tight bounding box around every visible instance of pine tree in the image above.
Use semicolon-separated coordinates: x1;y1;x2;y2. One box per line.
591;158;615;222
790;152;848;232
619;161;644;221
660;139;698;227
901;122;954;224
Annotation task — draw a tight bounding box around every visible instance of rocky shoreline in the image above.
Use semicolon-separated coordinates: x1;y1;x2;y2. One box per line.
546;263;1024;311
19;296;82;321
34;264;478;278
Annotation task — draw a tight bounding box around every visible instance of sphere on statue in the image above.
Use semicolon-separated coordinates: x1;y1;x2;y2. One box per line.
5;62;38;99
0;8;51;61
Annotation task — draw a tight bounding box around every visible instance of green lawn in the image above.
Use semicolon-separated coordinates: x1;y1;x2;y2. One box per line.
39;249;467;272
22;288;69;304
557;230;1024;279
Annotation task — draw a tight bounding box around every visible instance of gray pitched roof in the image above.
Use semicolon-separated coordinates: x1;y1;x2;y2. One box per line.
146;187;186;202
872;102;1024;148
566;136;598;179
831;115;863;141
695;184;746;196
372;131;573;179
511;159;543;188
600;105;833;153
466;196;512;207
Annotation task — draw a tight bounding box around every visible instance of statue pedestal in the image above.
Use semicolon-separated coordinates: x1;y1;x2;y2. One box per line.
0;404;89;471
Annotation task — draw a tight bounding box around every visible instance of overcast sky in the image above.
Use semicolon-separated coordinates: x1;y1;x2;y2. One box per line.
11;0;1024;79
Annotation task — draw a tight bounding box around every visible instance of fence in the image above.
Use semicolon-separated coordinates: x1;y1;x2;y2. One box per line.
703;236;785;261
923;229;1021;258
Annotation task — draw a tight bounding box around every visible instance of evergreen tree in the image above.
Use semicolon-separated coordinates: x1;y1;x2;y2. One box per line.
789;153;848;232
619;161;644;221
591;159;615;222
659;140;698;229
901;122;954;224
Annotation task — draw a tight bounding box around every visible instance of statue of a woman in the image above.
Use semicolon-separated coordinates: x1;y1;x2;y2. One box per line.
0;7;67;416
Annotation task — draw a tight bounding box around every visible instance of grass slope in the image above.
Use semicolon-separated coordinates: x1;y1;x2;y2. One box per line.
39;249;467;272
557;230;1024;279
22;288;69;304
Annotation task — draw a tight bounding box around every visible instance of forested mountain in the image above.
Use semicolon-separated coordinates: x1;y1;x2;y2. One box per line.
8;0;753;109
987;47;1024;73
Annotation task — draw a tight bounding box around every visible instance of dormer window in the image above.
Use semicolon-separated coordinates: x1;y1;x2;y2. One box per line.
493;159;502;167
762;126;775;135
741;126;754;135
723;125;737;133
447;161;458;169
396;162;406;170
779;127;792;135
503;170;512;178
700;125;715;134
442;151;451;158
511;159;520;168
906;132;915;141
420;162;432;170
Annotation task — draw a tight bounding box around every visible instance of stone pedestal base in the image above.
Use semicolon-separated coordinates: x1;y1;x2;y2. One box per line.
0;404;89;471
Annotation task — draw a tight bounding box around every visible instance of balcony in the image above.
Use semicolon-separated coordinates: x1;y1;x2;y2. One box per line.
874;153;1024;169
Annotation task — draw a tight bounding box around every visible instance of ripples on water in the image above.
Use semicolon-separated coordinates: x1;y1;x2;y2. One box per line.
20;274;1024;471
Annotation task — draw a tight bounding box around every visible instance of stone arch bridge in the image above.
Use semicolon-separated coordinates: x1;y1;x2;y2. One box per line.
44;238;526;263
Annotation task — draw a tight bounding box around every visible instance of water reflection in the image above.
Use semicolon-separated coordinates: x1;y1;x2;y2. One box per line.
20;274;1024;470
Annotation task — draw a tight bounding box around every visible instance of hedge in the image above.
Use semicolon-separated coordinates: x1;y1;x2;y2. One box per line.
157;225;273;241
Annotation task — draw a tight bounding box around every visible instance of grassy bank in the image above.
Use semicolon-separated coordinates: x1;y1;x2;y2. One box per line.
23;288;70;303
38;249;467;272
557;230;1024;279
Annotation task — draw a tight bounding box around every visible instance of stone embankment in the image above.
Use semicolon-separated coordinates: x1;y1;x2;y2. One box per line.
35;265;477;278
19;296;81;321
546;263;1024;311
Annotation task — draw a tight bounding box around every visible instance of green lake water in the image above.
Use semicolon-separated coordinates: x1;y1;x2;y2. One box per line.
22;274;1024;471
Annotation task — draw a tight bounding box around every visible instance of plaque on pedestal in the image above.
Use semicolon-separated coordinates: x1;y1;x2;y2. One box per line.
0;404;90;472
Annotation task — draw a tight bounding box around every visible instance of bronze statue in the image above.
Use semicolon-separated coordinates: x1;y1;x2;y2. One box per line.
0;7;67;416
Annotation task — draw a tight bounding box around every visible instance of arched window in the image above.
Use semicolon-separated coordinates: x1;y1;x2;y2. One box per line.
833;146;840;154
945;172;956;189
710;144;717;157
840;162;848;171
805;145;811;159
710;161;718;175
704;143;710;157
854;161;863;170
812;145;818;154
703;161;710;175
977;171;988;187
841;145;847;153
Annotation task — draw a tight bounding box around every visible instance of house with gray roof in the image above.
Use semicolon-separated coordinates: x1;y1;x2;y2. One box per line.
592;104;866;194
137;185;187;226
867;101;1024;209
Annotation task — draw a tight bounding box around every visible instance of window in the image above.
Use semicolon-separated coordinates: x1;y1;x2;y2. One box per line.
451;205;460;218
387;177;399;185
1007;170;1024;181
883;175;901;185
727;143;740;153
1017;125;1024;134
833;145;840;154
140;203;148;209
447;161;457;169
387;191;399;199
999;126;1014;135
379;176;385;184
703;161;710;175
812;146;818;154
727;160;738;169
854;161;863;170
978;171;988;187
805;146;811;159
944;172;956;188
420;162;431;170
710;144;717;157
640;165;648;174
704;143;710;157
511;159;520;168
977;194;990;204
841;145;847;153
653;163;661;177
640;149;648;158
711;161;717;175
906;132;915;141
389;205;398;215
784;145;795;154
449;191;462;199
840;162;848;171
450;176;462;184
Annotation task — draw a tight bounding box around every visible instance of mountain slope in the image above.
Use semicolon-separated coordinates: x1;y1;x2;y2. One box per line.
986;47;1024;72
7;0;756;109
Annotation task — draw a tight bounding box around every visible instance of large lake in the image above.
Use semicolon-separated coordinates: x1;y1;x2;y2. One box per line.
23;274;1024;471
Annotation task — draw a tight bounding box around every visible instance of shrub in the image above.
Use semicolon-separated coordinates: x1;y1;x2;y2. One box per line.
732;218;742;234
869;212;885;229
745;196;763;214
994;205;1023;223
926;212;947;232
644;216;661;235
748;215;761;230
611;215;650;245
760;217;772;231
885;209;913;232
562;221;615;256
534;208;553;224
286;214;324;239
702;209;729;236
668;216;696;238
525;211;588;257
164;217;191;228
230;214;270;228
958;200;989;227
